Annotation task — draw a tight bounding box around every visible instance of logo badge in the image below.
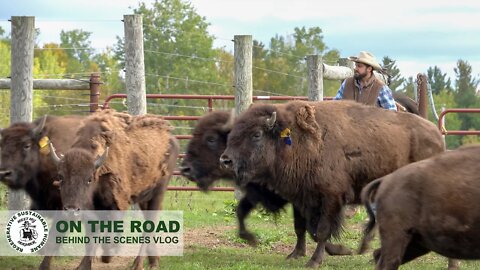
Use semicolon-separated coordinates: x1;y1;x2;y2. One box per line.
5;211;49;253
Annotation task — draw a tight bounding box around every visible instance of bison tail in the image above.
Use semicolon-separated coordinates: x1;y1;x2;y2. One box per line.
357;178;383;254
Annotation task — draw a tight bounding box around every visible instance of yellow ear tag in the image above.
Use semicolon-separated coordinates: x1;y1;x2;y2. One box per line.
38;136;50;155
280;128;292;145
280;128;291;138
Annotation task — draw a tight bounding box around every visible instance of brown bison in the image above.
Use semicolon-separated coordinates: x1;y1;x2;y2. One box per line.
392;92;419;114
0;115;84;210
50;110;179;270
359;145;480;270
180;110;352;258
220;100;444;267
0;115;85;270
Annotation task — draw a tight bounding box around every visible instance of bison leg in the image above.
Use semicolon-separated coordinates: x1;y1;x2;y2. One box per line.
305;242;326;268
39;256;53;270
325;242;353;256
131;256;145;270
400;239;429;264
135;182;169;269
376;231;411;270
306;196;346;267
236;197;259;246
447;259;460;270
76;256;93;270
287;207;307;259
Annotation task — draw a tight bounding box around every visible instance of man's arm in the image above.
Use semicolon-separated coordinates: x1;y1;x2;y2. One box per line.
377;86;397;110
334;80;347;100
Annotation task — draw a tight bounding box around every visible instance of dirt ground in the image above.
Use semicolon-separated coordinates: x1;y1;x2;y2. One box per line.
61;225;243;270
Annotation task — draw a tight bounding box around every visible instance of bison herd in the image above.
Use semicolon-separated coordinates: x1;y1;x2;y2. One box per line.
0;99;479;270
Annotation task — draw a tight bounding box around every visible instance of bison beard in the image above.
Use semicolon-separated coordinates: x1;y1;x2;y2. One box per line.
221;100;444;268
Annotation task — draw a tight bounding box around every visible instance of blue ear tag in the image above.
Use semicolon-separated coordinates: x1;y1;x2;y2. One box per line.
280;128;292;146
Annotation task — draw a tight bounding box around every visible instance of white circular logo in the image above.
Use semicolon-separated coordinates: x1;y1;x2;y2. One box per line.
5;211;49;253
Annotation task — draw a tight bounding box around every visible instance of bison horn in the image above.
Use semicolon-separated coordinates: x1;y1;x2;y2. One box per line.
33;115;47;137
94;147;109;169
221;109;235;132
265;112;277;130
49;142;62;165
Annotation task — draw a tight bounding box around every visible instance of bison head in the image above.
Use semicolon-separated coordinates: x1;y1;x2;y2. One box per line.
51;144;108;211
220;104;282;187
179;111;235;190
0;116;48;189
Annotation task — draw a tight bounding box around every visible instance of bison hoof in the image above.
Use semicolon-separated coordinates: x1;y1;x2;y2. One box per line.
373;248;381;263
325;243;353;256
239;231;258;247
305;259;321;268
286;249;306;260
101;256;112;263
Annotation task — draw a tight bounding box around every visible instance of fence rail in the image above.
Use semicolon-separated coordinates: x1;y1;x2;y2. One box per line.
438;109;480;135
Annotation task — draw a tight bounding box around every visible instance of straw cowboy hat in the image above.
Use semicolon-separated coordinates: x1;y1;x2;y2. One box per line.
348;51;382;71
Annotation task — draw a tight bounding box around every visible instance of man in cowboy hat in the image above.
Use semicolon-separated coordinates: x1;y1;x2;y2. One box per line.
334;51;397;110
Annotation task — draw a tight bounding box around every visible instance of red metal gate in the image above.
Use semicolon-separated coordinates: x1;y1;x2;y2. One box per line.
438;108;480;135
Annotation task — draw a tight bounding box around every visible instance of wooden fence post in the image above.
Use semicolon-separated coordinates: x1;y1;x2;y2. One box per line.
89;73;100;112
233;35;252;200
234;35;253;116
9;16;35;210
124;14;146;115
306;55;323;101
417;73;428;118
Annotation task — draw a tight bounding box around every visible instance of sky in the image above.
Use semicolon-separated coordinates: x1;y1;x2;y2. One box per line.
1;0;479;83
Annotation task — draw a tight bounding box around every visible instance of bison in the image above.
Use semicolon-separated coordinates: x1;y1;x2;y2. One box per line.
0;115;85;270
180;110;352;258
0;115;84;210
220;100;444;267
359;145;480;270
50;110;179;270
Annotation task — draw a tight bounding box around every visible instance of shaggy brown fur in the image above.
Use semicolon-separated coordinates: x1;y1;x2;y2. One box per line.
0;115;84;210
221;100;444;268
53;109;179;270
180;110;352;258
360;145;480;270
0;115;85;270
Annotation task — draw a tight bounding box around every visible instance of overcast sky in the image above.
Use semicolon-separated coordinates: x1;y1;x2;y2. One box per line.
1;0;479;82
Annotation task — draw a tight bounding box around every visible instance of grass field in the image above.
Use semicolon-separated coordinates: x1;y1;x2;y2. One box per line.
1;177;480;269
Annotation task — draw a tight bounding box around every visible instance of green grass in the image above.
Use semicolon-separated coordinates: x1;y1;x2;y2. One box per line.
2;177;480;269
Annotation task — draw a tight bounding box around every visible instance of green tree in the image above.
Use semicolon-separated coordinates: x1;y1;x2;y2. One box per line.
0;39;10;126
254;27;340;97
381;56;404;92
430;90;462;149
91;47;124;99
427;66;452;94
453;60;479;132
401;76;416;98
128;0;226;95
60;29;95;73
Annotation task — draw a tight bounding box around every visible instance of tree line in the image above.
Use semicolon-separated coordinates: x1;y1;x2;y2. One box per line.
0;0;479;148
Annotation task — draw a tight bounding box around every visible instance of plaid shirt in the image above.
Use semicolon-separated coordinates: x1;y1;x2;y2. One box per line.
334;79;397;111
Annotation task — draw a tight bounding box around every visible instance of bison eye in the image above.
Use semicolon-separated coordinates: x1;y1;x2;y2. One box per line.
206;136;216;143
252;131;262;141
23;143;32;151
